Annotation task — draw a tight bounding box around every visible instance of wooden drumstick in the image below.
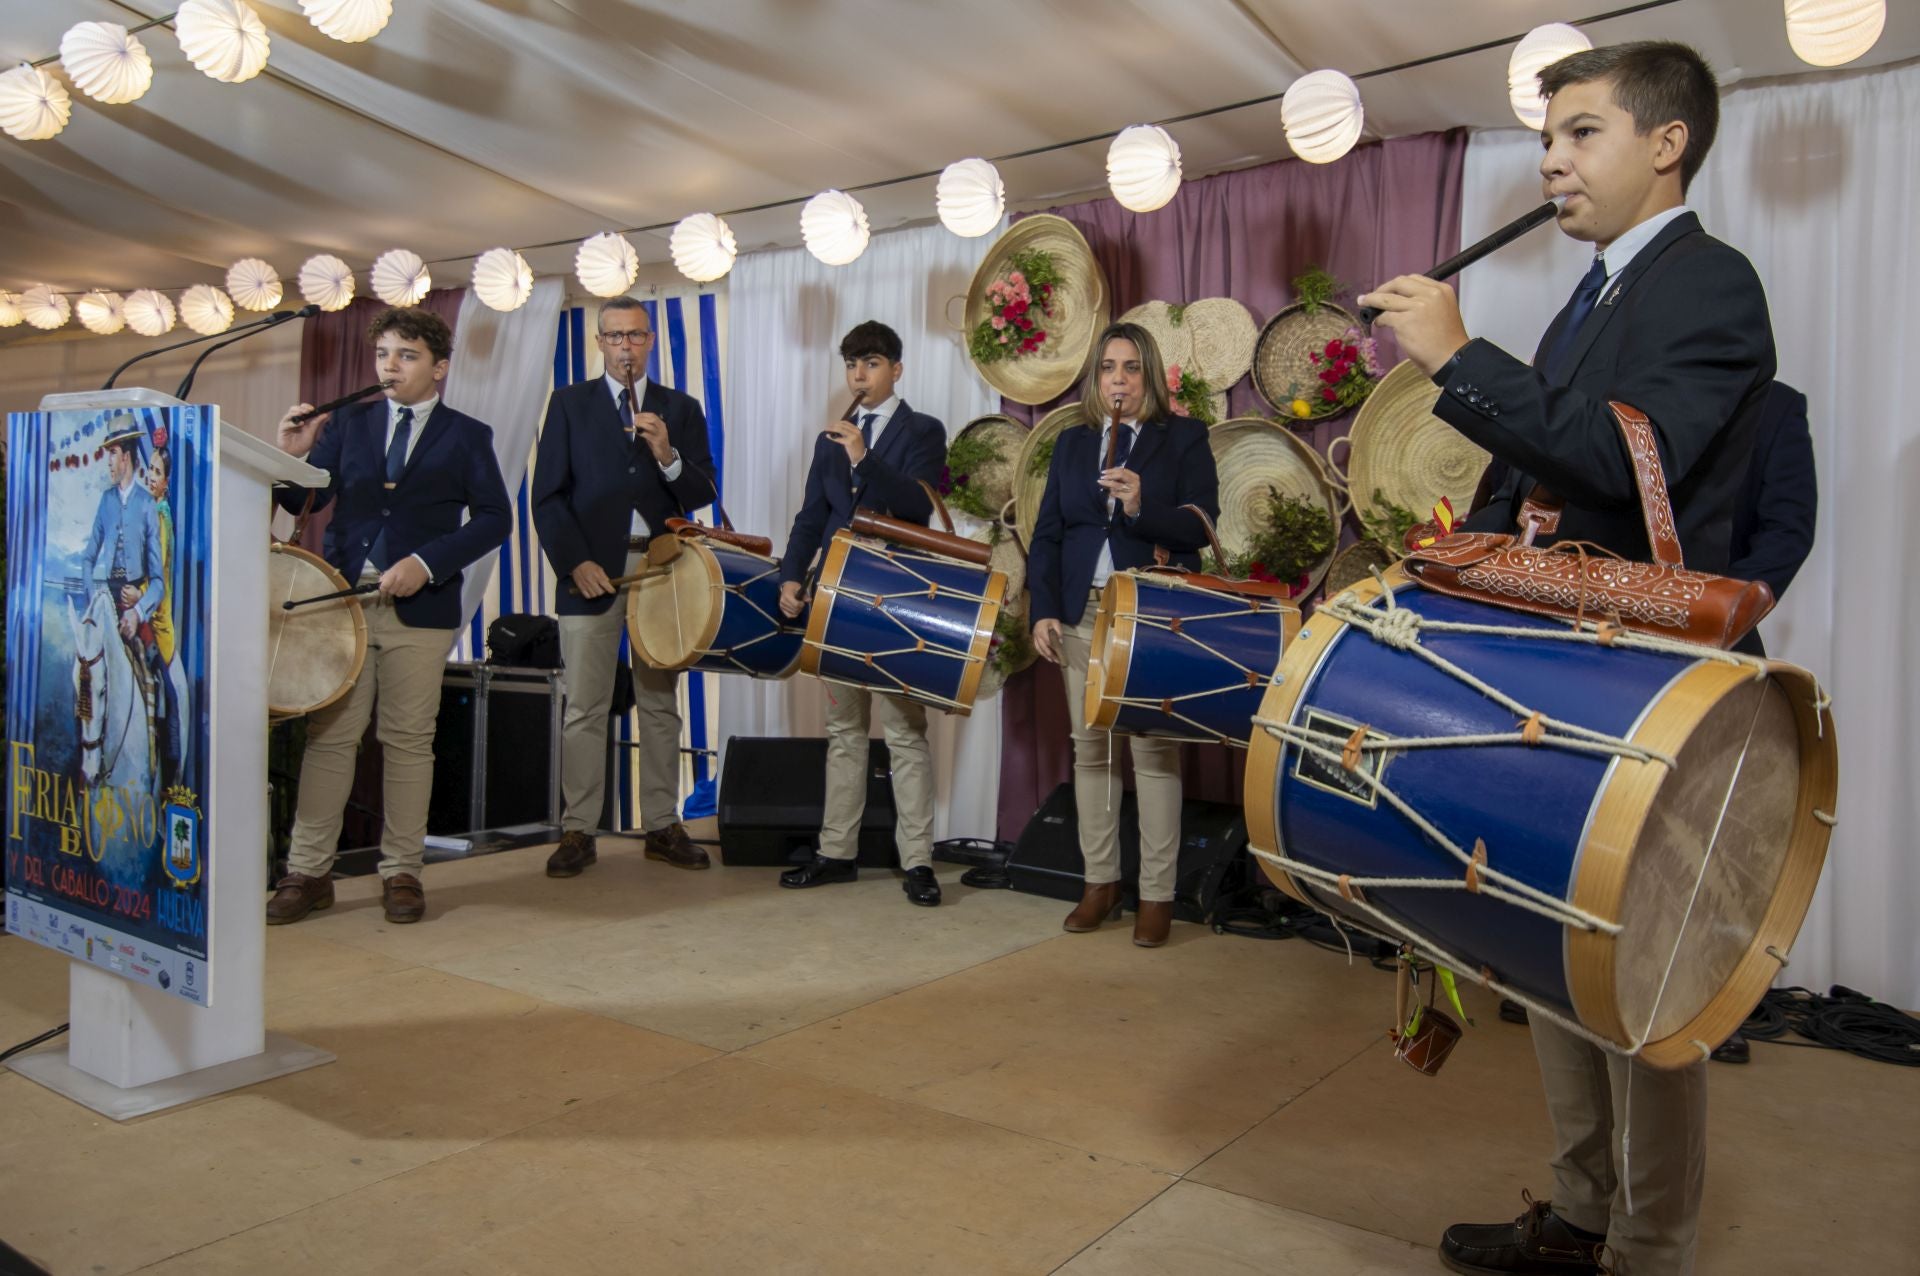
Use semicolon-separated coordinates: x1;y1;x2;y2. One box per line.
281;582;380;610
565;565;671;596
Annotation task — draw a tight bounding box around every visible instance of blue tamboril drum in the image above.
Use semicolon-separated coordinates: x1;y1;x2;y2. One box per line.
626;532;804;678
801;529;1007;716
1243;567;1837;1068
1086;570;1301;747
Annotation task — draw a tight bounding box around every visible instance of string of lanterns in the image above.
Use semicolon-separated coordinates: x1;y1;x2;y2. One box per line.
0;2;1889;333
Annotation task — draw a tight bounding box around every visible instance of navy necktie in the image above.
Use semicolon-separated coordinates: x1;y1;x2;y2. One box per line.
860;411;877;452
384;406;414;484
1541;256;1608;381
368;406;414;571
618;387;635;436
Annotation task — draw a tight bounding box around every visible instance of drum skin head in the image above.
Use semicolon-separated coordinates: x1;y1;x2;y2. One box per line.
267;542;366;720
628;540;724;670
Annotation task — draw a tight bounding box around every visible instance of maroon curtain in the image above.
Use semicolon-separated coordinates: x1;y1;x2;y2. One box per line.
294;287;464;552
995;130;1467;842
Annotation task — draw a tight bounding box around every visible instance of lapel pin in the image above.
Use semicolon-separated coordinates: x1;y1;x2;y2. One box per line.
1604;284;1623;307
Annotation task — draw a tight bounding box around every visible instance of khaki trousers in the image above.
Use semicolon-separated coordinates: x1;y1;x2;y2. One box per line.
1057;601;1183;902
557;577;681;836
1533;1018;1707;1275
286;601;454;880
818;683;934;870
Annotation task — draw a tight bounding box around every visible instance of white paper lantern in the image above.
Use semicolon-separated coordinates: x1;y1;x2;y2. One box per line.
175;0;271;84
801;191;871;266
226;258;282;310
575;232;639;298
1282;70;1365;164
20;285;72;330
77;291;128;335
1785;0;1886;67
181;284;236;335
59;22;154;105
299;0;393;43
0;64;73;142
125;289;178;336
1508;24;1594;129
669;213;738;282
299;254;356;311
936;158;1006;237
1106;125;1182;213
0;291;22;328
371;248;431;306
471;247;533;312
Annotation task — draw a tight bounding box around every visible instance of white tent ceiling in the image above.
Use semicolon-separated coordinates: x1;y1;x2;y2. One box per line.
2;0;1915;308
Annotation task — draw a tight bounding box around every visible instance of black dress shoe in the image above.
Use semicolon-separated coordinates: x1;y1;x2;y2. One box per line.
546;831;597;878
780;854;857;889
1711;1029;1750;1064
1440;1193;1605;1274
902;866;941;907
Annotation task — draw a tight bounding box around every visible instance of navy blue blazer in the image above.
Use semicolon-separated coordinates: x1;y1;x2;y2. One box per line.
274;398;512;630
532;377;717;616
779;401;948;583
1448;212;1776;576
1028;414;1220;627
1729;381;1816;601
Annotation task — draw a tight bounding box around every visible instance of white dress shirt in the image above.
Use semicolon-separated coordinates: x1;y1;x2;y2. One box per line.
358;395;438;583
1594;204;1691;300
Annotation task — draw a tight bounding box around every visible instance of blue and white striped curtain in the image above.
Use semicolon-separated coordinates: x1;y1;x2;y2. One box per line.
449;287;729;824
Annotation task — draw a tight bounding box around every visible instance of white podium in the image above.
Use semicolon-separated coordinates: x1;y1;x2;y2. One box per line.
6;389;337;1118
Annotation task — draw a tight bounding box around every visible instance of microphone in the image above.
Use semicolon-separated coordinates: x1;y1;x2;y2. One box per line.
172;304;321;400
101;304;320;391
1358;201;1559;326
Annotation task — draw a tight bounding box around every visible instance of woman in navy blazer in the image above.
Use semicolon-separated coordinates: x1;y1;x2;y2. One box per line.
1028;321;1220;948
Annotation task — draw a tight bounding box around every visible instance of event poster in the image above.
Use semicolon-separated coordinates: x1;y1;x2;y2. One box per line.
6;403;215;1004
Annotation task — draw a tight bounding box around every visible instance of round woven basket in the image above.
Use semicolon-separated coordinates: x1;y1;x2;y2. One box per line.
947;414;1028;524
965;215;1109;406
1119;300;1193;374
1207;417;1347;594
1251;301;1363;421
1182;297;1258;389
1012;401;1091;549
1344;358;1491;538
973;533;1037;698
1323;539;1399;596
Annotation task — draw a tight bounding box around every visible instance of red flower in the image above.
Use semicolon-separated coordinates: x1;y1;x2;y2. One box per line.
1318;369;1338;384
1032;330;1046;342
1321;388;1338;402
1342;344;1358;359
1324;339;1343;357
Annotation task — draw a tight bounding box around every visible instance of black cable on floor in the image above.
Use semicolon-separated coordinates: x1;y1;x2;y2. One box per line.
0;1023;68;1065
1742;986;1920;1067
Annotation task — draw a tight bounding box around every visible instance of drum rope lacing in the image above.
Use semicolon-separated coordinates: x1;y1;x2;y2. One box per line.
1100;575;1291;747
804;540;992;710
696;558;801;675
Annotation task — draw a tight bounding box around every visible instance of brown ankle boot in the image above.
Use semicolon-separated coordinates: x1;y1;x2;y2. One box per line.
1132;900;1174;948
1063;881;1123;933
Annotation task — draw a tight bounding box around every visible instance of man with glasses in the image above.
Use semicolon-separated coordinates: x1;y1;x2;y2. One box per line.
532;297;718;878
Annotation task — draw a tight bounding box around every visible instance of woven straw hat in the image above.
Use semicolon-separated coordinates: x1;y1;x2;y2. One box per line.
1208;417;1347;594
1344;358;1490;537
965;215;1109;405
948;413;1028;523
1119;300;1193;373
1182;297;1258;389
1012;401;1090;549
1252;301;1363;420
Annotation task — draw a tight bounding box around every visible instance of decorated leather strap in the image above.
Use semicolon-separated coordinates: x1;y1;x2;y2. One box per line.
1610;400;1683;568
1151;504;1227;569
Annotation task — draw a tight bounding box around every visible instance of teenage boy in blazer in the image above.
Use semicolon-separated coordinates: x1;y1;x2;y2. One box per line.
269;306;511;925
776;320;949;906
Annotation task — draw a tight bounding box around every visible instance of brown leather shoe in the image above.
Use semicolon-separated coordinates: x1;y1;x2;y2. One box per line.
382;873;425;924
266;872;334;925
645;823;711;870
1133;900;1174;948
546;830;597;878
1063;881;1124;933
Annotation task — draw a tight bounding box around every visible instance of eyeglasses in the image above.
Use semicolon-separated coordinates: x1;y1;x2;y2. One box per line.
598;330;653;346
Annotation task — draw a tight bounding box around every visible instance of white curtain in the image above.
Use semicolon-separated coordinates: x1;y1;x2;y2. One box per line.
442;275;567;646
724;222;1003;843
1459;60;1920;1007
